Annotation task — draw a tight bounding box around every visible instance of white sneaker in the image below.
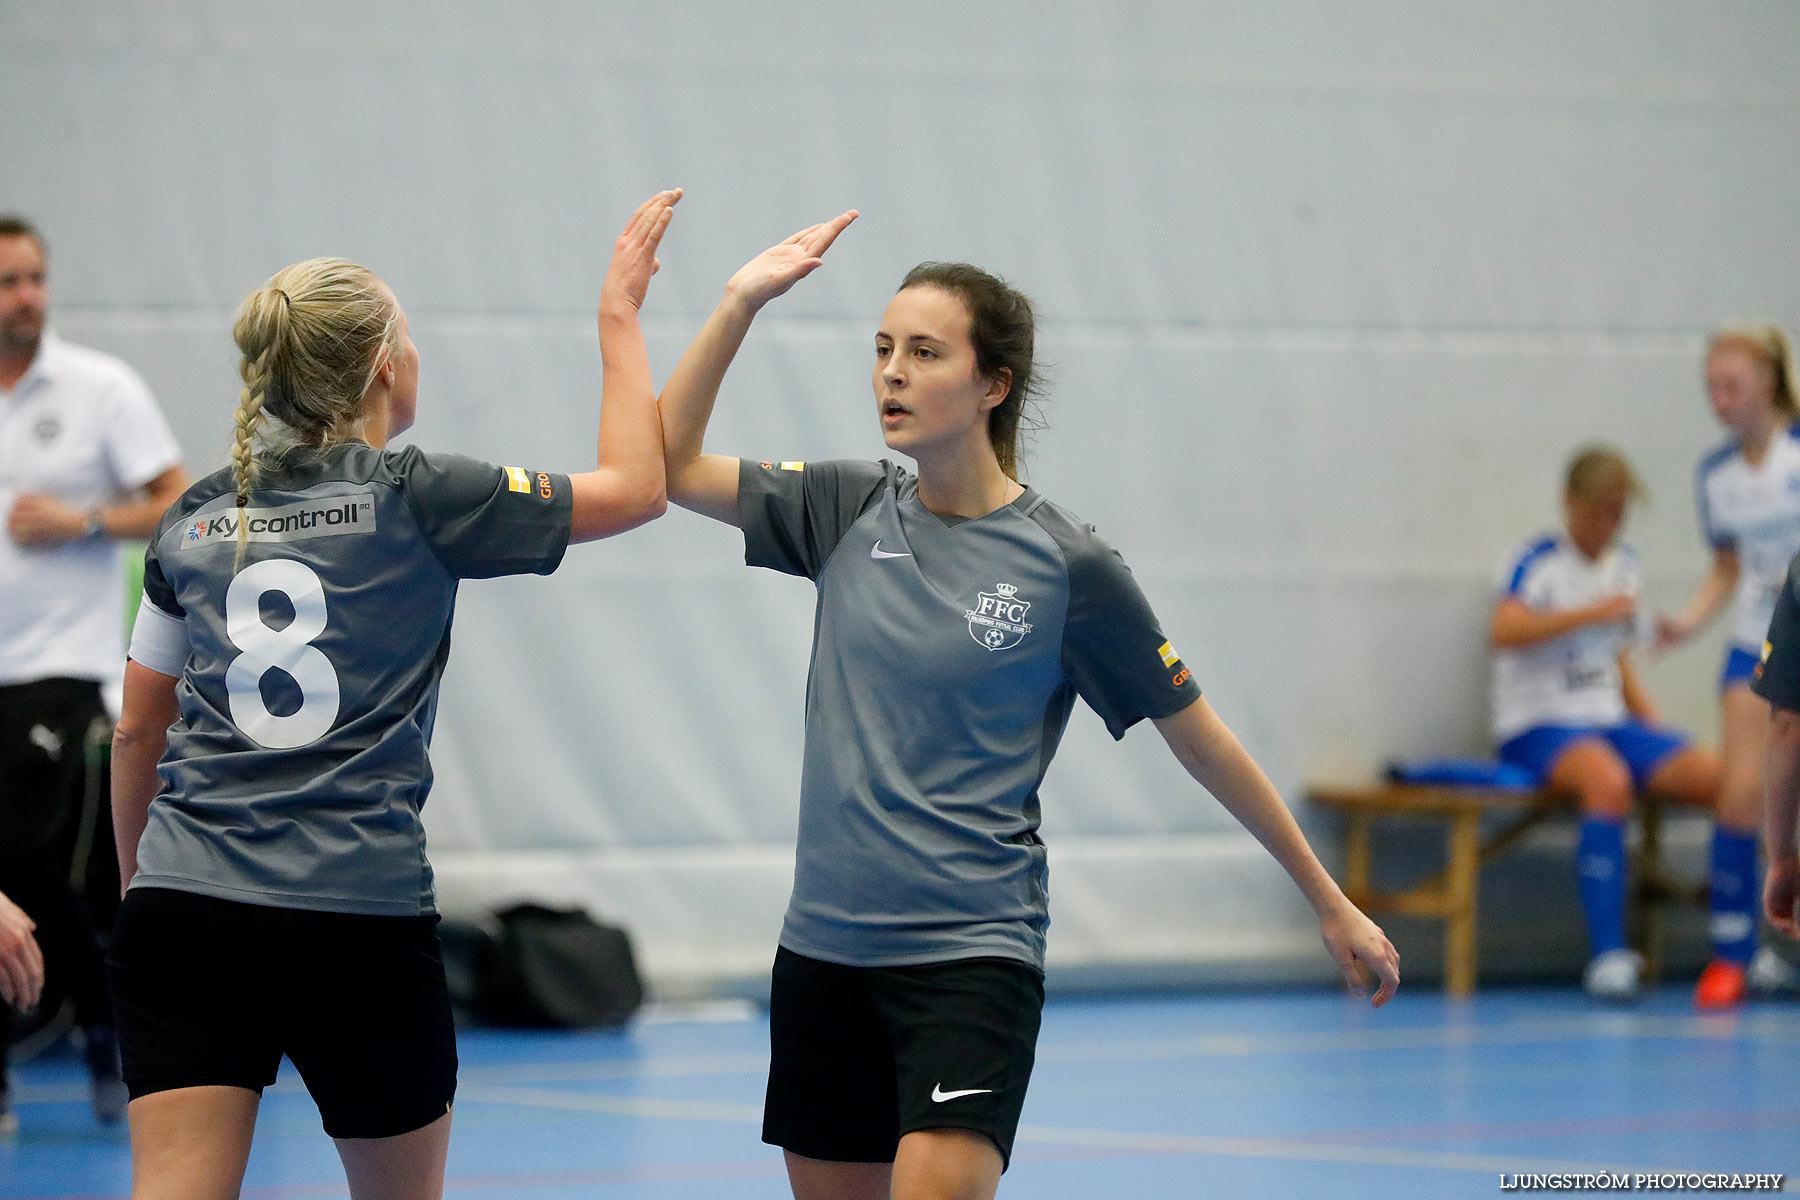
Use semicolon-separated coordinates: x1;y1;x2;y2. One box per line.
1748;946;1800;996
1583;948;1645;1003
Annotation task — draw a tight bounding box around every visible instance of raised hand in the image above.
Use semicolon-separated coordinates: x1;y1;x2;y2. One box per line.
601;188;683;316
724;211;859;314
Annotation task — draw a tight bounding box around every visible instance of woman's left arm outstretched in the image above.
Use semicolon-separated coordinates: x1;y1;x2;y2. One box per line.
658;211;858;525
1154;697;1400;1006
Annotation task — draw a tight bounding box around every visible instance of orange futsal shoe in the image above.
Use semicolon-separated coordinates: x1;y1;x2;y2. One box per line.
1694;959;1748;1011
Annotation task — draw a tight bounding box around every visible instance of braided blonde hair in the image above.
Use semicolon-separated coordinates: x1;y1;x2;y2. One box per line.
228;258;402;569
1710;324;1797;418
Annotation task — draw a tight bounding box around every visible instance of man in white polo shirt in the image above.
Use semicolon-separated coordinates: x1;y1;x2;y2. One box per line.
0;215;187;1131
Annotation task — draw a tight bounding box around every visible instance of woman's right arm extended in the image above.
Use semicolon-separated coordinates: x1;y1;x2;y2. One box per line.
660;211;858;526
568;189;682;543
1656;548;1739;649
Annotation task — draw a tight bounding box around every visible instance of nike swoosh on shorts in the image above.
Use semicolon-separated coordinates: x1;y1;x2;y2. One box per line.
931;1084;994;1103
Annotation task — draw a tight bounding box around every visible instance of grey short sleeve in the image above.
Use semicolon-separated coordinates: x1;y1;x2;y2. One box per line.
739;458;889;579
141;545;185;619
1044;515;1202;739
393;448;572;579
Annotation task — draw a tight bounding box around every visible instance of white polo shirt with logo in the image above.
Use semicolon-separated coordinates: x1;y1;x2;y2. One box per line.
0;332;182;689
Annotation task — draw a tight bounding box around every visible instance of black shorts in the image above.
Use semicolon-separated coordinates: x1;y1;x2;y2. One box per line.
762;946;1044;1170
106;887;456;1139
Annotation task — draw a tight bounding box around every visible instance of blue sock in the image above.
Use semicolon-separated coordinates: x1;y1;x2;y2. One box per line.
1710;828;1759;964
1577;818;1628;957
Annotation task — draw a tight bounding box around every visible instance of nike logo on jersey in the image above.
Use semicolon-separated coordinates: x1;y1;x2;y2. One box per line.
870;540;912;559
931;1084;993;1103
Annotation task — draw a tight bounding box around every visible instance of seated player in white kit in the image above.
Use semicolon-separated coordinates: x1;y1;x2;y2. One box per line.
1490;447;1725;1002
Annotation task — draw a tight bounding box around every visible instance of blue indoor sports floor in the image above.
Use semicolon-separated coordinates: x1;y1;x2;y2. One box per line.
5;984;1797;1198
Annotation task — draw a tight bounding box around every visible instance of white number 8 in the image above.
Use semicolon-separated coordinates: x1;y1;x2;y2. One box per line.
225;559;340;749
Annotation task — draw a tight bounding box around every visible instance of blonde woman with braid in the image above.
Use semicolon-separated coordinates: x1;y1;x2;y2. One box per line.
104;189;678;1200
1657;326;1800;1008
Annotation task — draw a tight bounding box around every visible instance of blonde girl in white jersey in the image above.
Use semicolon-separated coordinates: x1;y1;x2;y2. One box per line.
1492;448;1722;1003
1659;326;1800;1008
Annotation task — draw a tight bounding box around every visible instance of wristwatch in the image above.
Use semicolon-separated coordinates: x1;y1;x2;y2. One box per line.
81;508;106;540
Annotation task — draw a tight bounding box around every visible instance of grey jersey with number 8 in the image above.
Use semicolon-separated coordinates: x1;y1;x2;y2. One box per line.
131;443;571;916
741;458;1201;971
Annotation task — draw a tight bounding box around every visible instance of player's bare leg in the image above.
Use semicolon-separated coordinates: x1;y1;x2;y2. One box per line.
785;1149;891;1200
892;1128;1003;1200
127;1085;259;1200
335;1110;452;1200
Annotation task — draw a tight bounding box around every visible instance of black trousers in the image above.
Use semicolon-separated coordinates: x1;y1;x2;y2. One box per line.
0;677;118;1083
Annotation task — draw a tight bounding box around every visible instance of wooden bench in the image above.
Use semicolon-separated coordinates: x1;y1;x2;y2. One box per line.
1306;782;1705;997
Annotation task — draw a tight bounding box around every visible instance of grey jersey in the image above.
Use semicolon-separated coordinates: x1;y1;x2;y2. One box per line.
741;458;1201;970
133;444;571;915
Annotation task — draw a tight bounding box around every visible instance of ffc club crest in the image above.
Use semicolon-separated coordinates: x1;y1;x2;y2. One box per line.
966;582;1034;652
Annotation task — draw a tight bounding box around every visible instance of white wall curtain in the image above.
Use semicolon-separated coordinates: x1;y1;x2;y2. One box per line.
7;0;1796;991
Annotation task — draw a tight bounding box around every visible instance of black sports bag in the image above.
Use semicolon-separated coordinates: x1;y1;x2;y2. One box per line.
440;902;644;1028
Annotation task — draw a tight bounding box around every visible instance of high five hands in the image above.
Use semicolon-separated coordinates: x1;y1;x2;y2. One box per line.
725;211;860;314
